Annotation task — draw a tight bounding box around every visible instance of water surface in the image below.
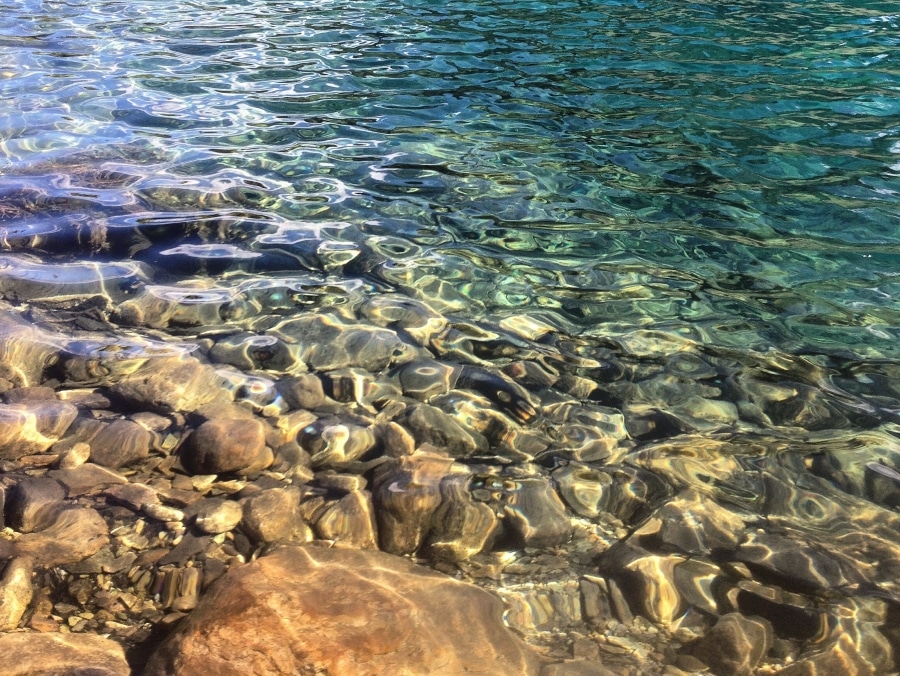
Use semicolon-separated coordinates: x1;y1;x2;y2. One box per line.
2;0;900;669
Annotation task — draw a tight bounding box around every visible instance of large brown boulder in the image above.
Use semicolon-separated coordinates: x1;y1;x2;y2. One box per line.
0;632;129;675
145;545;542;676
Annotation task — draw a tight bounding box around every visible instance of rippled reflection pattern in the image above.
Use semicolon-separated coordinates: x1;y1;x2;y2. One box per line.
2;0;900;671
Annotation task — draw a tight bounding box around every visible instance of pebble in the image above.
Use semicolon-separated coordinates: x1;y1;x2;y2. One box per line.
192;499;244;535
142;503;185;524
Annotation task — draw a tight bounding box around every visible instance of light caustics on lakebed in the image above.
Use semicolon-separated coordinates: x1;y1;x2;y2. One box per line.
1;0;900;672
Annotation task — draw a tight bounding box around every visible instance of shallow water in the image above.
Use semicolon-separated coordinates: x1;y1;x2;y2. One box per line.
2;0;900;670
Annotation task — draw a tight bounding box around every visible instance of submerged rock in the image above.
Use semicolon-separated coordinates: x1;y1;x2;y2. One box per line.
184;417;272;475
277;373;326;410
143;545;542;676
298;420;376;468
777;632;877;676
240;486;311;546
425;475;499;562
401;403;488;458
271;313;418;372
313;489;379;549
688;612;774;676
2;506;108;566
111;357;226;413
88;418;152;469
6;477;66;533
0;400;78;459
0;632;129;676
372;453;456;556
192;498;244;535
633;489;746;556
501;478;572;549
736;531;858;591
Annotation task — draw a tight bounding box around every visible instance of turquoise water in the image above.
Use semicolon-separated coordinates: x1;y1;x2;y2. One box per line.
3;0;900;360
3;0;900;666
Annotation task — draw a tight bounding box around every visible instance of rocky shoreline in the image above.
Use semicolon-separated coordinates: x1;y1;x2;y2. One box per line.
0;278;898;675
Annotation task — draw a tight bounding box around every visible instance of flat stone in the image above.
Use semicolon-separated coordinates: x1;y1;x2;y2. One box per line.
4;507;109;566
143;545;541;676
157;532;211;567
0;631;129;675
111;357;225;413
88;419;152;469
315;471;367;493
184;417;272;475
102;483;159;511
66;547;137;575
48;463;128;497
3;386;56;404
541;662;618;676
143;503;185;523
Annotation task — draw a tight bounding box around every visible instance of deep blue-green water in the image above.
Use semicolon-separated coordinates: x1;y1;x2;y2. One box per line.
3;0;899;360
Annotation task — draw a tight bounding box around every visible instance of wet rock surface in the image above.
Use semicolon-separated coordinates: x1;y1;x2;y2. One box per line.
144;545;541;676
0;632;130;676
0;198;897;676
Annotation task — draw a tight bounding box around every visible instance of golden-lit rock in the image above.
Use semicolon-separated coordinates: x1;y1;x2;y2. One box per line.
143;545;541;676
0;401;78;459
0;632;129;676
0;557;33;631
